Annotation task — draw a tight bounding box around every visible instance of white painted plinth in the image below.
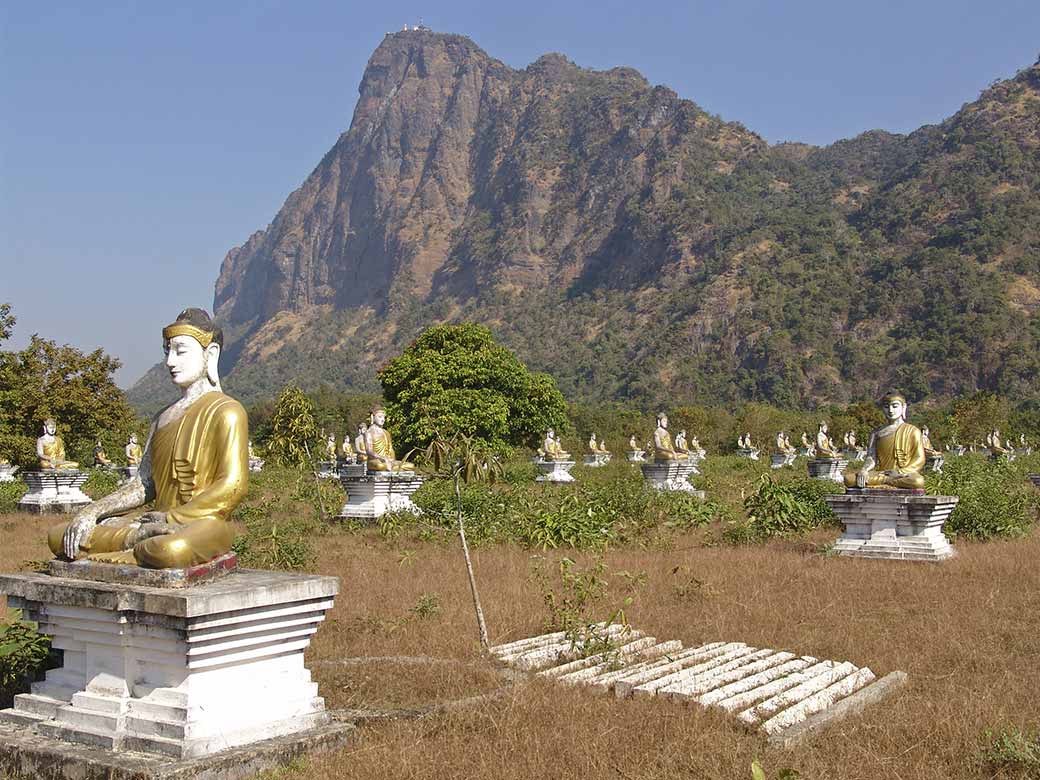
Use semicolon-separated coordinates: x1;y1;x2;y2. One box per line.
770;453;795;470
0;570;338;759
950;446;966;457
535;460;576;483
626;450;646;463
807;458;847;483
737;448;760;461
583;454;609;468
248;457;265;473
336;472;424;520
925;454;944;473
825;491;958;561
17;471;91;514
120;465;139;482
316;461;338;479
0;464;18;483
641;462;704;497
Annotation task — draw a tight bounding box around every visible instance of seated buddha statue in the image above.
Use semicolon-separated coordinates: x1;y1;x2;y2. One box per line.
629;435;638;451
987;429;1012;457
588;434;600;454
365;407;415;471
920;427;941;457
49;308;248;568
354;423;368;461
125;433;143;466
37;419;79;470
843;392;926;490
654;414;686;462
775;432;787;454
690;436;706;457
540;429;570;461
340;434;356;462
815;422;839;458
674;430;689;455
596;434;610;454
93;440;113;468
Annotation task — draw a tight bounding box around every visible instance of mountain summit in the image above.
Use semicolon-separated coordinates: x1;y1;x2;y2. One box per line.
131;35;1040;411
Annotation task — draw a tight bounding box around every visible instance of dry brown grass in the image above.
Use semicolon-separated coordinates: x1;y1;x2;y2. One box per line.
4;512;1040;779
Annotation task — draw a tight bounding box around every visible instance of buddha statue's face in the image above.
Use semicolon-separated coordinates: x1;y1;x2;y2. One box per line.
372;410;386;427
165;335;208;388
357;424;366;434
44;420;56;436
884;398;907;422
659;416;668;429
129;434;137;444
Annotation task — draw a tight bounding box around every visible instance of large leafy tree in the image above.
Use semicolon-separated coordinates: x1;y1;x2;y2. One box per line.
378;323;568;453
0;304;138;467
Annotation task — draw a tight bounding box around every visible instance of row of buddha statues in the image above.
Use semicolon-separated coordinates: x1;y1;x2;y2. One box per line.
320;409;415;473
32;421;143;471
534;418;710;466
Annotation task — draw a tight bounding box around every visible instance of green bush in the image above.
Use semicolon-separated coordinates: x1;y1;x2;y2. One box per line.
0;480;27;513
0;610;51;707
83;469;122;500
928;456;1038;540
979;726;1040;775
738;474;839;541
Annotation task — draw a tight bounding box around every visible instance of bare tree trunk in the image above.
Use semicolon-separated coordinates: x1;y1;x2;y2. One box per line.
456;475;489;651
303;442;329;522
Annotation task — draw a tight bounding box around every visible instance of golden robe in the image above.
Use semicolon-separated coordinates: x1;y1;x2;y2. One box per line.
843;422;926;489
366;426;414;471
40;437;78;469
49;392;248;568
126;443;143;465
654;430;686;462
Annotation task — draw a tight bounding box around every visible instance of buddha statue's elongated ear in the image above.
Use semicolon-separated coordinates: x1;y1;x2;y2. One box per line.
205;342;222;388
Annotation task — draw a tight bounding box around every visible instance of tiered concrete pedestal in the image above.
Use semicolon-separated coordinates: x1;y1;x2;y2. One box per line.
640;462;704;497
626;450;646;463
535;459;576;483
0;464;19;482
737;448;760;461
0;561;348;779
807;458;847;483
925;454;944;473
17;471;91;514
825;489;958;561
583;453;610;468
316;461;338;479
336;471;424;520
770;453;796;470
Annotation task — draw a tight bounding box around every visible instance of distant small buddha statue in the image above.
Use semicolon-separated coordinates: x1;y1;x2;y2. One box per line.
354;423;368;460
37;419;79;470
540;429;571;461
596;434;610;454
921;427;941;457
93;439;112;468
776;431;794;455
654;413;686;462
125;433;143;466
340;433;356;462
690;436;706;457
800;432;812;449
48;307;248;568
248;439;256;459
815;422;839;458
844;392;926;490
365;407;414;472
986;429;1012;458
323;433;336;461
588;434;600;454
674;430;690;455
629;435;638;451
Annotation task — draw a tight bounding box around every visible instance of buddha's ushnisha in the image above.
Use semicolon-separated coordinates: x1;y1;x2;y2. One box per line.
49;308;248;568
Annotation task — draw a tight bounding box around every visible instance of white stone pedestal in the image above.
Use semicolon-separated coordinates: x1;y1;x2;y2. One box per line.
843;448;867;462
17;471;91;514
737;448;760;461
950;446;966;457
120;465;139;482
583;454;609;468
640;462;704;497
316;461;338;479
535;460;576;483
248;457;265;473
807;458;847;483
0;568;338;759
770;453;795;470
0;464;18;482
626;450;646;463
825;490;958;561
925;454;944;473
336;471;424;520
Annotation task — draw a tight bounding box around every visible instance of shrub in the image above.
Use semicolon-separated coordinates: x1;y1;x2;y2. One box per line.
0;610;51;707
978;726;1040;775
0;480;27;513
741;475;833;539
928;456;1038;540
83;469;122;500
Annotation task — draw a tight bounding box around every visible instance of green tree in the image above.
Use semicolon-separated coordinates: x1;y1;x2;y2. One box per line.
266;385;321;468
0;308;138;467
378;323;568;453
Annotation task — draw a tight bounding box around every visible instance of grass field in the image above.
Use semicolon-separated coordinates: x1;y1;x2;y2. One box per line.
4;483;1040;780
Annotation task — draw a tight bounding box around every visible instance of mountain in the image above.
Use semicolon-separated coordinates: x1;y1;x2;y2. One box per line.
128;31;1040;413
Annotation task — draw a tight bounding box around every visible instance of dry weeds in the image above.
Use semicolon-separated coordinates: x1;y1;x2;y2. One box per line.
3;512;1039;779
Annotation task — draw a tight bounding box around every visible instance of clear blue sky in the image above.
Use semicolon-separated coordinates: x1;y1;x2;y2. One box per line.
3;0;1037;387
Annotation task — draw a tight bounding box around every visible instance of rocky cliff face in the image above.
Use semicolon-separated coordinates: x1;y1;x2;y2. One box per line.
130;34;1040;412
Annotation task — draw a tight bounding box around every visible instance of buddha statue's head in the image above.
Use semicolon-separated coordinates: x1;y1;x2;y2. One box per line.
656;413;668;429
819;421;828;432
357;422;367;434
128;433;138;444
162;308;223;391
371;408;387;427
43;418;56;436
880;392;908;423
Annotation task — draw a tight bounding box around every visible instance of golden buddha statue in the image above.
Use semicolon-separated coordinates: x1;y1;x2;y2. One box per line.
364;407;415;471
674;430;689;455
596;434;610;454
843;392;926;490
48;308;248;569
653;413;686;462
37;419;79;470
920;427;941;457
125;433;143;466
93;440;113;468
539;429;570;461
690;436;705;457
325;433;337;461
629;435;638;451
588;434;600;454
815;422;839;458
341;433;356;461
986;429;1011;457
354;423;367;461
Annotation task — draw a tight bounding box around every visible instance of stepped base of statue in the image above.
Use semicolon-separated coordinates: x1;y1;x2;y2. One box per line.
0;464;18;482
0;564;339;762
583;453;610;468
736;448;759;461
535;459;576;483
626;449;646;463
1028;474;1040;488
336;469;423;520
770;453;796;469
640;461;704;497
120;465;139;481
797;447;814;458
248;457;265;473
17;471;91;514
925;454;944;473
825;488;958;562
316;461;338;479
949;446;966;456
807;457;847;483
989;451;1015;462
843;448;867;461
